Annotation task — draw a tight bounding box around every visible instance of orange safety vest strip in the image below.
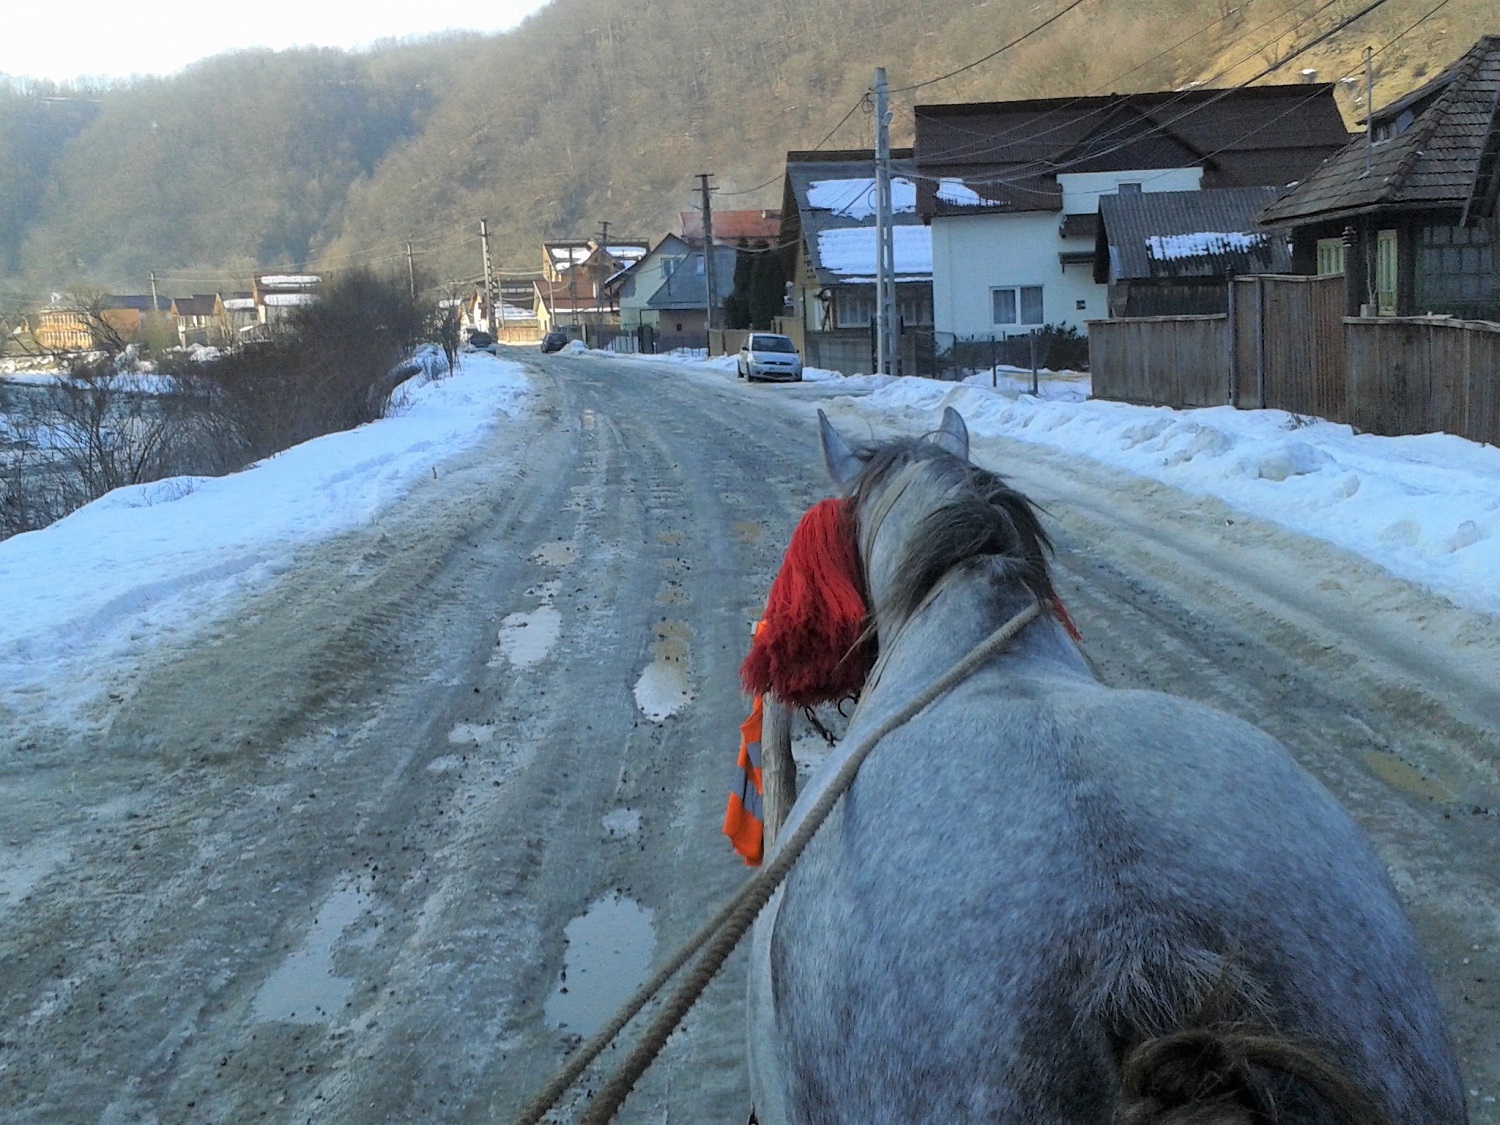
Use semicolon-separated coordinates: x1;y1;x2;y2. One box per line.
723;692;765;866
724;619;767;866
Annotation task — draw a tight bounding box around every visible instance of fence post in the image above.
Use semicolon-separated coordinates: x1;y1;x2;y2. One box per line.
1226;274;1238;407
990;336;997;388
1255;275;1267;410
1029;331;1039;396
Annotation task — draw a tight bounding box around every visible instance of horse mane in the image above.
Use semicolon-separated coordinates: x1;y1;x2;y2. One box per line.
850;438;1057;622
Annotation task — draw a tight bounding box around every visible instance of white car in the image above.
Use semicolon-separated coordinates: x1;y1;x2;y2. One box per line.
737;333;804;382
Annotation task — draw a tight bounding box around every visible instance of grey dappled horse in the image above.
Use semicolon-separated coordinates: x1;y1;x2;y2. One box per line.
746;408;1465;1124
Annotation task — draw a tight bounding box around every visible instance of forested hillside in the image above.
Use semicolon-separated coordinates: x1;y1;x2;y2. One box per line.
1;0;1492;302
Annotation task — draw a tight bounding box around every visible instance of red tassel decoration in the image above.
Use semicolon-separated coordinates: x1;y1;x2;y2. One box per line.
741;498;875;709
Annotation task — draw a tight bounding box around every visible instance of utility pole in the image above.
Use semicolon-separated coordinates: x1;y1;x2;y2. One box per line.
874;68;898;376
698;173;717;349
1364;46;1375;177
479;218;496;332
149;271;160;310
405;242;416;300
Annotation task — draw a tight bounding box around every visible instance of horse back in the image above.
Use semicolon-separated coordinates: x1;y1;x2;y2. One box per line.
749;677;1465;1124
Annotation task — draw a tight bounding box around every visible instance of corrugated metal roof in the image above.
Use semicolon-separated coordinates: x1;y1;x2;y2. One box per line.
1099;187;1291;280
1261;36;1500;225
915;84;1350;219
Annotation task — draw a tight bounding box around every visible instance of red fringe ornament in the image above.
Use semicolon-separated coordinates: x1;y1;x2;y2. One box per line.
741;498;875;709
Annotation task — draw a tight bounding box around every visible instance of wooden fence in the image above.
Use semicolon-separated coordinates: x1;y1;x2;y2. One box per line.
1091;274;1500;445
1345;316;1500;445
1088;315;1228;408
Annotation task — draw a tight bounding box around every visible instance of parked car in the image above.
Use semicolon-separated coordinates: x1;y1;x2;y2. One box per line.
737;333;803;382
466;330;495;353
540;330;570;354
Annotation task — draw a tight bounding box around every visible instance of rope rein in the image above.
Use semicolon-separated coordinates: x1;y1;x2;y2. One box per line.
512;600;1044;1125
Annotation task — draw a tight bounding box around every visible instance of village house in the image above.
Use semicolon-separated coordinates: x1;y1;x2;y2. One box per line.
535;239;648;338
220;292;258;340
252;274;321;328
642;243;737;339
914;85;1350;340
1094;187;1292;318
678;209;782;246
1260;35;1500;321
170;294;225;347
607;233;694;332
32;294;172;351
779;148;933;375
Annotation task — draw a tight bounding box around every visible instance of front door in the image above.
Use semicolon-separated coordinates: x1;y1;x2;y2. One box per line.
1375;229;1398;316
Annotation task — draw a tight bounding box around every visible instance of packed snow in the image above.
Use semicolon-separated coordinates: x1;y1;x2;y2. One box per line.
805;177;918;219
816;226;933;280
1146;231;1269;260
3;345;1498;741
936;178;987;207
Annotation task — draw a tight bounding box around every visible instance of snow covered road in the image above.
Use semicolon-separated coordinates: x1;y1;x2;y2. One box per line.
1;350;1496;1122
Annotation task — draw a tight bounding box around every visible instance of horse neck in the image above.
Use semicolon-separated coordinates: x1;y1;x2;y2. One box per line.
855;469;1092;698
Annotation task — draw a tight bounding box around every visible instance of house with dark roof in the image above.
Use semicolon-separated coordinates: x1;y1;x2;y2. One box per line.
537;239;649;334
914;85;1350;338
1094;187;1292;317
643;243;737;336
605;234;694;331
170;294;224;347
780;148;933;374
1260;35;1500;321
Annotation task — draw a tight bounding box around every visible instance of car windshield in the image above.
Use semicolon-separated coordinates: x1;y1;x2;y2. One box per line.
752;336;796;353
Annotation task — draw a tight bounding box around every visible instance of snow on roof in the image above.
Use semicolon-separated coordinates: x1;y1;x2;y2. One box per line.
605;245;647;260
263;293;319;307
547;245;592;264
816;225;932;280
936;178;986;207
222;298;255;311
806;177;917;219
1145;231;1269;261
257;274;321;288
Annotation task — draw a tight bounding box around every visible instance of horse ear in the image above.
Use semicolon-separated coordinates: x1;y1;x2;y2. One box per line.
933;407;970;460
818;410;862;487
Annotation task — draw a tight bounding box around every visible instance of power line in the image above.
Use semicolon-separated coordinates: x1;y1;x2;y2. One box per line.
888;0;1095;94
718;92;872;197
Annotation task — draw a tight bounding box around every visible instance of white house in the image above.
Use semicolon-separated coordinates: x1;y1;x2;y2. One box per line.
915;87;1351;340
606;233;692;330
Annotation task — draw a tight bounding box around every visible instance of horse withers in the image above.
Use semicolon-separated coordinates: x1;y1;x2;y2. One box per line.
746;408;1465;1124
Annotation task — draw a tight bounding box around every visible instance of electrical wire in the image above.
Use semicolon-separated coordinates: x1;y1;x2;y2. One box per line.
718;92;873;197
888;0;1095;95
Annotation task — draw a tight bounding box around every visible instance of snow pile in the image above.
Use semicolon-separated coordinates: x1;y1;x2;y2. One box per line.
806;177;917;219
936;178;986;207
0;353;533;730
832;375;1500;617
1146;231;1267;261
816;226;933;280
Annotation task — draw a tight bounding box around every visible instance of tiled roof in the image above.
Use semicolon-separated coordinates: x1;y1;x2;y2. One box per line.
1097;187;1291;281
915;84;1350;218
172;295;218;317
680;209;782;243
1261;36;1500;225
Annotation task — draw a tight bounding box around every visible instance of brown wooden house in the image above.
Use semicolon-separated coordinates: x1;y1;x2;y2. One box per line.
1260;35;1500;321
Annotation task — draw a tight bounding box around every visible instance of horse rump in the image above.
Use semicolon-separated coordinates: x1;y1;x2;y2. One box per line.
1116;1023;1393;1125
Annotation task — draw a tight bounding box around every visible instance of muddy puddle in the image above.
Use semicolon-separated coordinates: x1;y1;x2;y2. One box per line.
543;892;655;1038
252;881;375;1024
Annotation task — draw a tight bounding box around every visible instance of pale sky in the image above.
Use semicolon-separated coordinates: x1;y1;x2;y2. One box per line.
0;1;554;84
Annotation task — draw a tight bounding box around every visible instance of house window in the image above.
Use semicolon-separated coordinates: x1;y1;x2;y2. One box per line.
1416;219;1498;315
1315;237;1346;275
836;290;875;328
897;290;933;327
992;285;1044;327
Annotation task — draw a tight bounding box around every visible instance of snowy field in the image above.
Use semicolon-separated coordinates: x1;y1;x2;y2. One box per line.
2;345;1497;737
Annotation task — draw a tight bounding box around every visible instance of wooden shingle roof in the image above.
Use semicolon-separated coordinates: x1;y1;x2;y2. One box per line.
1260;36;1500;226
